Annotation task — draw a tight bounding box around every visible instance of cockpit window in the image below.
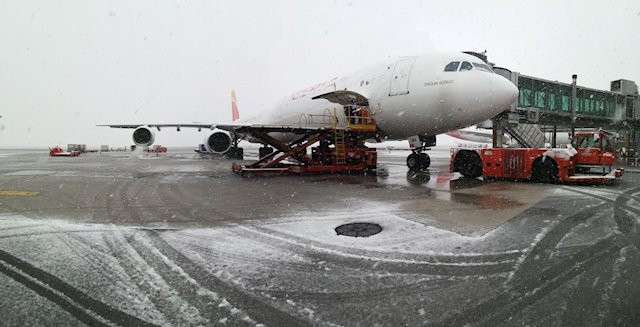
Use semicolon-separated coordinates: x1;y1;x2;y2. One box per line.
444;61;460;72
459;61;473;71
472;62;494;72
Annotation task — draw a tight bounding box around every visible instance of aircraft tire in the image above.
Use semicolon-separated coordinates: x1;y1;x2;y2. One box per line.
406;153;421;170
532;157;558;183
227;147;244;160
454;150;482;178
418;153;430;169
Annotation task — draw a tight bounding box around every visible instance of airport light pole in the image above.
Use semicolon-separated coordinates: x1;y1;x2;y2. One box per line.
571;74;577;138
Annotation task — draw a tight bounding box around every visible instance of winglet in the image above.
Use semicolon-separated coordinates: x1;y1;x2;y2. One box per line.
231;90;240;122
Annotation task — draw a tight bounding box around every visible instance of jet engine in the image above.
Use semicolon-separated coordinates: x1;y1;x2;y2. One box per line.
204;130;232;154
132;126;155;147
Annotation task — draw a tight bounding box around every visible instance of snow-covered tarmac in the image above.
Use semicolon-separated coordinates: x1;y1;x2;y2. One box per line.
0;148;639;326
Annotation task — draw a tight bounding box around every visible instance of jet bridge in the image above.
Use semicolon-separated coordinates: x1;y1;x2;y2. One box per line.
512;75;638;126
491;68;640;149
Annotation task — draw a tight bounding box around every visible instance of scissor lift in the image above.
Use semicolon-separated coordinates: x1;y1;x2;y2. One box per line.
231;109;378;176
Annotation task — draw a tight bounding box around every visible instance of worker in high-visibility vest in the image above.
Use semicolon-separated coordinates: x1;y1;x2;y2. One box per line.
354;107;370;125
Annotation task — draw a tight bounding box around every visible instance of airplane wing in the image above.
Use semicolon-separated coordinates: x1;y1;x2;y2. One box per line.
97;123;216;130
97;123;330;133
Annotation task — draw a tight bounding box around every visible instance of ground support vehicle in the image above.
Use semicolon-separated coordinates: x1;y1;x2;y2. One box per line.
451;131;624;183
231;110;378;176
49;147;80;157
146;145;167;153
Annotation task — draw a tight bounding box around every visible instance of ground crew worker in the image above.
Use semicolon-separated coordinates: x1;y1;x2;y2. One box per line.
354;107;370;125
346;106;357;125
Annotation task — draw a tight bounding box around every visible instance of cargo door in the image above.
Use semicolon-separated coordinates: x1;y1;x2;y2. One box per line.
389;58;416;96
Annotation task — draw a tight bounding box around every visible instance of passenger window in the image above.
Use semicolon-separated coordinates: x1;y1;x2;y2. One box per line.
444;61;460;72
459;61;473;71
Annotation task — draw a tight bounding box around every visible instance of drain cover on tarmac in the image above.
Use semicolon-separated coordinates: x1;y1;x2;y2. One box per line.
335;223;382;237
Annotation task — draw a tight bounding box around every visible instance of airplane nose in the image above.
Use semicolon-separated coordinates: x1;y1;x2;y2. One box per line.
490;75;519;110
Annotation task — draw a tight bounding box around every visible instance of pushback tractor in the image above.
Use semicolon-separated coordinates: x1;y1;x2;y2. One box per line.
450;131;624;183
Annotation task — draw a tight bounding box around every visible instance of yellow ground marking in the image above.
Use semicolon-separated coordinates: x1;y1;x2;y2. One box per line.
0;190;39;196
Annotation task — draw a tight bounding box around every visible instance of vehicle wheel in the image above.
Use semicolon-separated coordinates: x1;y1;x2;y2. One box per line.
227;147;244;160
532;158;558;183
407;153;421;170
418;153;431;169
454;150;482;178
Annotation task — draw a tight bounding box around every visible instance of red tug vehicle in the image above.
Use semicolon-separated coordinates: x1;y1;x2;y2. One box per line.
450;130;624;183
49;146;80;157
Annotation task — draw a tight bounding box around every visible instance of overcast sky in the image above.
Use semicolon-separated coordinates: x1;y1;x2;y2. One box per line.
1;0;639;147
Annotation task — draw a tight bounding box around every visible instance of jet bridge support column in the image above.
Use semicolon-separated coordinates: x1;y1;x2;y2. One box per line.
492;116;505;148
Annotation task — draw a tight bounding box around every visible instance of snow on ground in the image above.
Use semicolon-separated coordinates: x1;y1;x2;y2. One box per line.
258;201;481;255
0;214;252;326
4;170;56;176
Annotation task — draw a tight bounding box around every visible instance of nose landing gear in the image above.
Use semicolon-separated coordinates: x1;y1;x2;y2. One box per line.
406;135;435;170
406;152;430;170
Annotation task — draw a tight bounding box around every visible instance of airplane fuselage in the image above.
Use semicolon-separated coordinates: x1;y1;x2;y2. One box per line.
244;52;518;141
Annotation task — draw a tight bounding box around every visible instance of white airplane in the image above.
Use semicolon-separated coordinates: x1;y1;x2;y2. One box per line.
101;52;518;169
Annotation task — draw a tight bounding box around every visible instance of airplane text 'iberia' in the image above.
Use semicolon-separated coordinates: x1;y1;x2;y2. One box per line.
291;77;339;101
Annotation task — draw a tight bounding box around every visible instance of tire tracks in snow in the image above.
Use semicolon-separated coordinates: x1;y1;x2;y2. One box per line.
233;226;519;276
103;230;202;326
431;184;640;326
124;230;248;326
0;246;156;326
144;229;313;327
431;234;624;327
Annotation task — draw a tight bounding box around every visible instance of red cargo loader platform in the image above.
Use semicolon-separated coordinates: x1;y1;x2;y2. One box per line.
231;111;379;176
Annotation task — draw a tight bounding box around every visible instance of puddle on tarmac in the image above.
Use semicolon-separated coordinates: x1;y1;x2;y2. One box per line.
450;193;524;210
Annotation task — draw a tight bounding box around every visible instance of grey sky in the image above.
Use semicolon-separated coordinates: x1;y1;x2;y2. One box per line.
1;0;639;147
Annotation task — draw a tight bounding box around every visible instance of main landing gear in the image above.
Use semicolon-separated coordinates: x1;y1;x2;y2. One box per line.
406;135;435;170
258;146;274;159
225;133;244;160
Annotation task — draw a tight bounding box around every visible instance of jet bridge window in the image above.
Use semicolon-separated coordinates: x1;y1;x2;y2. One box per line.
444;61;460;72
472;62;493;73
459;61;473;71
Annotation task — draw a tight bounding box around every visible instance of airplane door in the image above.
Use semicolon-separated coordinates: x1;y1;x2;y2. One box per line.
389;58;417;96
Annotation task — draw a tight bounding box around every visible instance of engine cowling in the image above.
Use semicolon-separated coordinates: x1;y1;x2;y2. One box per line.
132;126;155;147
204;131;232;154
